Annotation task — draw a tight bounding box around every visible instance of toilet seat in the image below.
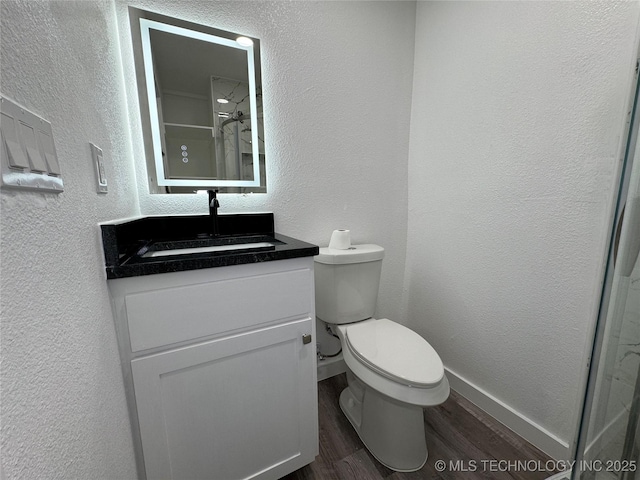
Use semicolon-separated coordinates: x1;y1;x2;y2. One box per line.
344;318;444;388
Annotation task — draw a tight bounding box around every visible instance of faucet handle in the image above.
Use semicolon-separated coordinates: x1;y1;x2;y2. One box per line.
207;189;219;208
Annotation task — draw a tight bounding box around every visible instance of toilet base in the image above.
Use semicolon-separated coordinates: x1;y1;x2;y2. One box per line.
339;370;428;472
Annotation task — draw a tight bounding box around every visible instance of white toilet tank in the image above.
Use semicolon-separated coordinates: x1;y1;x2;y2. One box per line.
314;244;385;324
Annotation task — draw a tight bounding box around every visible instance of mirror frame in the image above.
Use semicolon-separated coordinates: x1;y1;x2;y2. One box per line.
129;8;266;193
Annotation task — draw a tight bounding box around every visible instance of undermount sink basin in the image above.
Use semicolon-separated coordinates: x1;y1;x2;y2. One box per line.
141;241;276;258
136;234;283;260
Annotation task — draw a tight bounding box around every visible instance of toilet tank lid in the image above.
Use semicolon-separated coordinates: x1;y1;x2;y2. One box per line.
314;244;384;265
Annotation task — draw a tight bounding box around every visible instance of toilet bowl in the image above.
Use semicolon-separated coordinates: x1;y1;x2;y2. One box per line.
334;318;449;471
314;244;450;472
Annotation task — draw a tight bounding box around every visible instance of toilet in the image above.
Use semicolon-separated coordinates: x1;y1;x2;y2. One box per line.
314;244;450;472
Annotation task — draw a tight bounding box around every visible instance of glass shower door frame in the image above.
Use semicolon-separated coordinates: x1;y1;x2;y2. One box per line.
570;53;640;480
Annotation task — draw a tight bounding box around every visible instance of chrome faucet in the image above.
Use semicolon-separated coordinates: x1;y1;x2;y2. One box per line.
207;189;220;237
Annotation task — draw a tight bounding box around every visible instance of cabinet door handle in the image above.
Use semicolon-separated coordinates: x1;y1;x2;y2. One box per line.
302;334;312;345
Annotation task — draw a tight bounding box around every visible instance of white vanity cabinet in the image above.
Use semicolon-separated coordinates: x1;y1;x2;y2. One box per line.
108;257;318;480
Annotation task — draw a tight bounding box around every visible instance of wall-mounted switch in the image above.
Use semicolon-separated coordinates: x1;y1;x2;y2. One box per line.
90;143;108;194
1;112;29;169
37;131;61;175
0;95;63;193
20;122;47;172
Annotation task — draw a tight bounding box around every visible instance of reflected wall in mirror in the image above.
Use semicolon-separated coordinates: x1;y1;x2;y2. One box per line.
129;8;266;193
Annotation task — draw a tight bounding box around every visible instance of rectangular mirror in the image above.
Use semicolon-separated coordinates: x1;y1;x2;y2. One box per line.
129;8;266;193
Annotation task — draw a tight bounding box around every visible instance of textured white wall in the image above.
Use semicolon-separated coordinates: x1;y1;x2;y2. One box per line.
1;1;414;478
4;0;637;476
405;0;639;451
0;1;140;478
116;0;415;323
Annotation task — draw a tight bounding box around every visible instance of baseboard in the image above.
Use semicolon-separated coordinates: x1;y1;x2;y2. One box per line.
445;367;571;461
317;354;346;381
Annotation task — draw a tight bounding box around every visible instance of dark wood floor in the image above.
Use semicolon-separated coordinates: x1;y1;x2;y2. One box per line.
282;373;556;480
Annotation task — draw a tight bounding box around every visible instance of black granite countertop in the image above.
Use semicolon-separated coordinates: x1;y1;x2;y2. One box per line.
101;213;319;279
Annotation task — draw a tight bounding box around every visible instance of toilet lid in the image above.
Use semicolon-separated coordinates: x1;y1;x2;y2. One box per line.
345;318;444;387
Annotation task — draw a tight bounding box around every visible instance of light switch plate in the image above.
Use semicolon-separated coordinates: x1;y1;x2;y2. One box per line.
0;95;63;193
90;143;108;194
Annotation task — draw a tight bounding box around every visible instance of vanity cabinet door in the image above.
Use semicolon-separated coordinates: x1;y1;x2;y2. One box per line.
131;317;317;480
